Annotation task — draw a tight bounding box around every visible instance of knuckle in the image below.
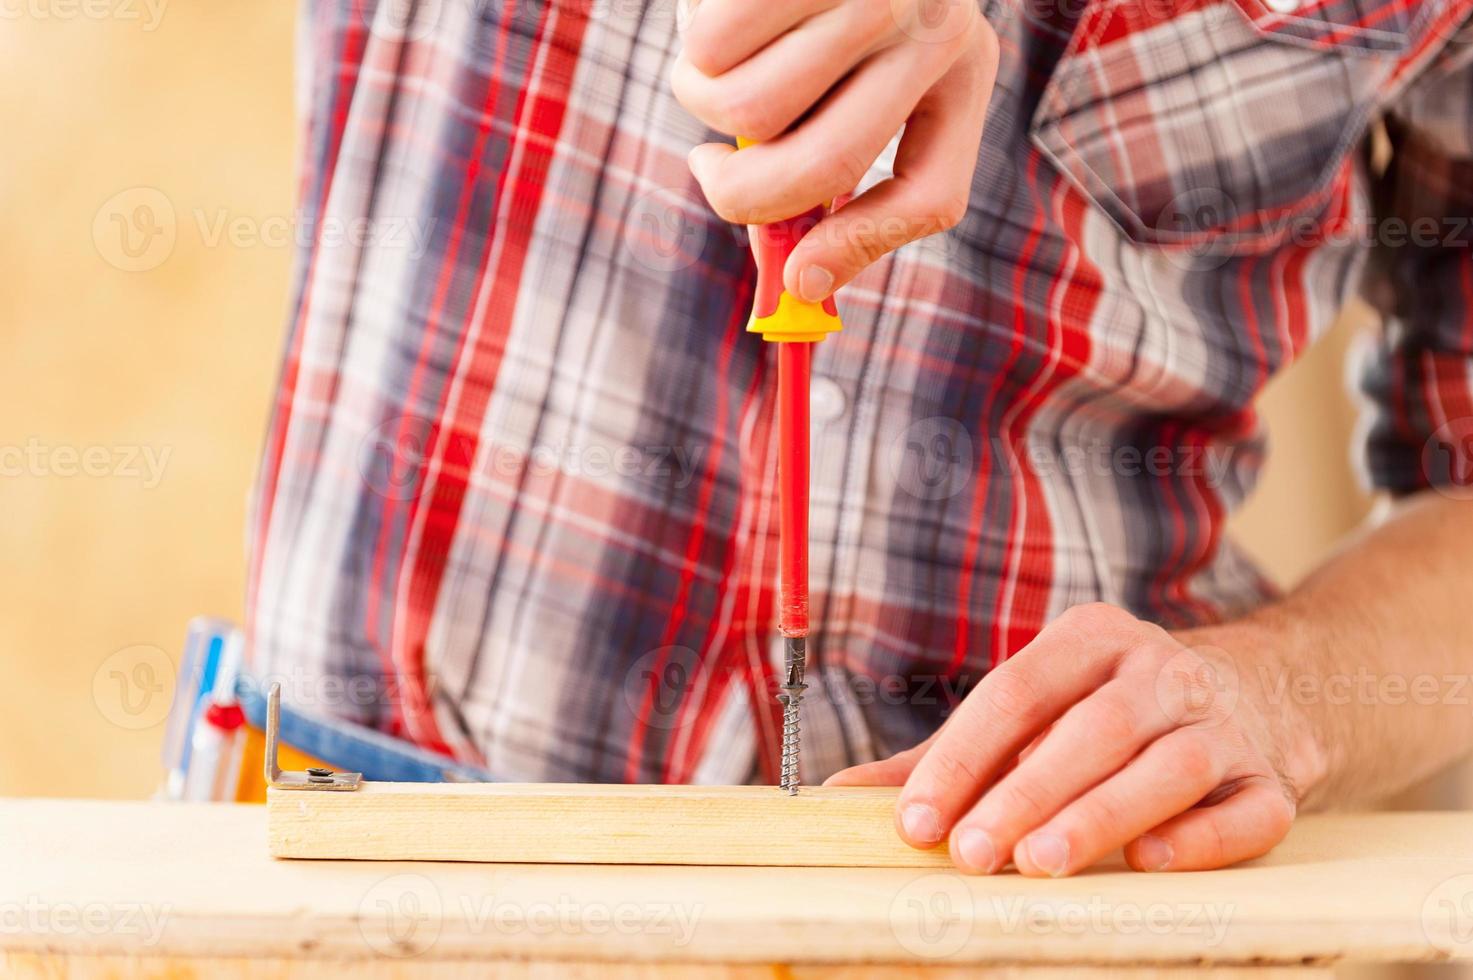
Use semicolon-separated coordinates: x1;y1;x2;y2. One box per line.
839;152;871;192
912;0;983;56
1083;695;1140;747
972;15;1000;61
1127;639;1179;674
1263;795;1295;838
936;10;978;59
845;222;895;267
983;668;1047;727
1074;792;1126;838
1057;601;1134;635
1156;650;1235;725
927;748;987;789
1132;619;1174;647
1243;775;1297;834
944;0;982;41
946;21;999;104
857;0;902;45
717;88;781;142
701;181;747;225
680;32;725;78
996;778;1051;824
669;61;699;112
1171;731;1219;783
812;147;869;199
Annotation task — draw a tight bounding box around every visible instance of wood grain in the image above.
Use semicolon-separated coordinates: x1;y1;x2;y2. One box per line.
0;952;1331;979
4;799;1471;971
267;783;953;867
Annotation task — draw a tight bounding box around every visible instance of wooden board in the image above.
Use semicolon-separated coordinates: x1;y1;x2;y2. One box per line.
3;799;1471;972
0;953;1329;979
268;783;952;867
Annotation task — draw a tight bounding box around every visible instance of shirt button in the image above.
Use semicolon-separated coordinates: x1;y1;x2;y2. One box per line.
810;377;847;424
1263;0;1300;12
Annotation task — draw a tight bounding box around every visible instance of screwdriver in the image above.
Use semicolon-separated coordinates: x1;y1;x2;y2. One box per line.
738;138;844;794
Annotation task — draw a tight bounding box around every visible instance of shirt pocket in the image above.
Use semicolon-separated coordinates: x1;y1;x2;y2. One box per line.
1029;0;1442;254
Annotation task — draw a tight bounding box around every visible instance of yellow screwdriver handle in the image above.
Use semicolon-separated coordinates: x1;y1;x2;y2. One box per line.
735;137;844;344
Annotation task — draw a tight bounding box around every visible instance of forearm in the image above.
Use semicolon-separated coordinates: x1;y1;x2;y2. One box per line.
1185;491;1473;808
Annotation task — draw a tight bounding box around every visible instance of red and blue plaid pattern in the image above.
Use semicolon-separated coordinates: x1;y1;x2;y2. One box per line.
247;0;1473;783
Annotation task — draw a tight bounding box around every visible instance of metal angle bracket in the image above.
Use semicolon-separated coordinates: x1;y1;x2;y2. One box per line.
264;682;362;791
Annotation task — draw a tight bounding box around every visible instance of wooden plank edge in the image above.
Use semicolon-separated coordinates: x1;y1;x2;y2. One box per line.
267;783;953;868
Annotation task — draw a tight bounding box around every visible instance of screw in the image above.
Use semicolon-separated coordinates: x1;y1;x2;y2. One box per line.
306;767;335;784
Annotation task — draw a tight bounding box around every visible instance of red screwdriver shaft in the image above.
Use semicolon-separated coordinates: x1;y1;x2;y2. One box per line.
777;341;811;642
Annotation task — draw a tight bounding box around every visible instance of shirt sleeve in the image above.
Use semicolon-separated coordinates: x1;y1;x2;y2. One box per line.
1358;27;1473;496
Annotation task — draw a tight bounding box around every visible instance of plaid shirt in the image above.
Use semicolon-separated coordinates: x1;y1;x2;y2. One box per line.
247;0;1473;783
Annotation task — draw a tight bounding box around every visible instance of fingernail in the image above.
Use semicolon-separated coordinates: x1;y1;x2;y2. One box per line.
1134;834;1173;872
796;265;834;303
1022;833;1070;877
954;827;998;874
901;804;942;844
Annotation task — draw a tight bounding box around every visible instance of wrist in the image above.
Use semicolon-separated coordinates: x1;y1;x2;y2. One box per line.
1174;611;1334;808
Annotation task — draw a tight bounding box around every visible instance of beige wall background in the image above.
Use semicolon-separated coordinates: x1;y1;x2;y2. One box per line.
0;0;296;797
0;2;1460;811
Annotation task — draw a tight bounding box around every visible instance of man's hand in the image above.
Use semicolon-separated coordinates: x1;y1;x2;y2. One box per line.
673;0;998;303
828;603;1324;876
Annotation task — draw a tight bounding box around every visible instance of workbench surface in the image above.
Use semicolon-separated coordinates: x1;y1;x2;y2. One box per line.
2;799;1470;977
